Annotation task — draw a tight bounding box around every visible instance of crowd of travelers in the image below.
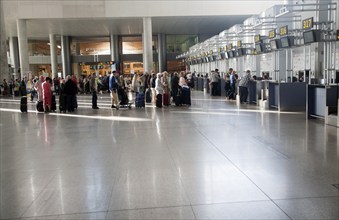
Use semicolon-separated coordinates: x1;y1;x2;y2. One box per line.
0;68;263;113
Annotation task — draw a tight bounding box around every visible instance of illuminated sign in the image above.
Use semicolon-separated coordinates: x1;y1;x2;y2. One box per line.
227;43;233;51
209;50;213;55
303;17;314;30
280;26;288;36
237;41;242;48
269;29;276;39
337;30;339;41
254;35;261;43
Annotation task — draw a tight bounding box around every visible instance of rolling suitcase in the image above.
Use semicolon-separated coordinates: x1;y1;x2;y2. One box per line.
36;101;44;112
20;96;28;113
145;88;152;103
51;95;57;112
135;93;145;108
59;95;66;113
163;93;170;106
156;94;162;108
175;89;182;106
181;87;191;106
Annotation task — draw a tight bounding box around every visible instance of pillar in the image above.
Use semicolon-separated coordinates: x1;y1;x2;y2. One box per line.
142;17;153;74
110;34;119;62
61;36;71;78
158;33;166;72
17;19;29;79
49;34;58;78
9;37;20;78
0;0;9;81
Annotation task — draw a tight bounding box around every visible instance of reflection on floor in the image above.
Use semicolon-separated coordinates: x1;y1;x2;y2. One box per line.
0;91;338;220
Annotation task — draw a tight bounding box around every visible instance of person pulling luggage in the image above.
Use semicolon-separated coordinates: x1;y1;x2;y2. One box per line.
90;73;99;109
109;71;120;110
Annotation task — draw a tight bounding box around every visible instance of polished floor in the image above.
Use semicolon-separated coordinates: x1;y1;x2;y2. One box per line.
0;91;338;220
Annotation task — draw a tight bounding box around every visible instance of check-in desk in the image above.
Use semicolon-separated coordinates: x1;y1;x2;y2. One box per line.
307;84;338;127
268;82;307;111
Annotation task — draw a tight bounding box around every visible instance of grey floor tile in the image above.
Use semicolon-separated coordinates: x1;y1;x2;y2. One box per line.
275;197;339;220
193;200;290;219
106;206;195;219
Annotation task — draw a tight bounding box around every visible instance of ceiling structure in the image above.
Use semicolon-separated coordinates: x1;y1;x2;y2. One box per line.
4;15;250;40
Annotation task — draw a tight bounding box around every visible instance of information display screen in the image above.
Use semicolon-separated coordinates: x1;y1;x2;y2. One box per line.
228;51;234;58
303;31;315;44
280;37;293;48
255;43;263;53
270;40;277;50
303;30;321;44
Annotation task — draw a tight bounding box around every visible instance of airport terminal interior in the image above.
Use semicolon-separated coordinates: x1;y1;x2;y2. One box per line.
0;0;339;219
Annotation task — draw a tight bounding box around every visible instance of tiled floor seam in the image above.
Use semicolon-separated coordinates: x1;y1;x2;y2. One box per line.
18;171;59;219
195;127;294;220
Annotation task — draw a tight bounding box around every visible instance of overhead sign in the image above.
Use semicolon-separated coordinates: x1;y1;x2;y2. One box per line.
269;29;276;39
254;35;261;43
237;41;242;48
227;43;233;51
337;30;339;41
280;26;288;37
303;17;314;30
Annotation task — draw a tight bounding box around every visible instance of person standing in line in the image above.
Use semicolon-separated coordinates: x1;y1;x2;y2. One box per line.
42;77;52;112
238;70;252;104
109;71;119;109
35;76;44;102
228;68;236;100
171;72;179;103
150;73;157;103
64;75;78;112
90;73;99;109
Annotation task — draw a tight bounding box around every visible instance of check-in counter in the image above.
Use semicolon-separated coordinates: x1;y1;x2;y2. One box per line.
268;82;307;111
248;81;257;104
307;85;338;127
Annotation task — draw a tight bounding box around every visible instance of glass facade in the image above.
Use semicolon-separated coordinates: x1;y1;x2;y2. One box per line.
28;40;61;56
166;35;198;53
70;38;110;55
122;36;157;54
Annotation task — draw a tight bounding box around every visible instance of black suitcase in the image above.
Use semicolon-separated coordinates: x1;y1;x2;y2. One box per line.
145;88;152;103
51;95;57;111
156;94;162;108
175;90;182;106
59;95;66;113
135;93;145;108
20;96;28;112
36;101;44;112
181;87;191;106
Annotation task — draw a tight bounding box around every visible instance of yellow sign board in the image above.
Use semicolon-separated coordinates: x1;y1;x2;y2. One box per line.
280;26;288;37
269;30;276;39
237;41;242;48
254;35;261;43
303;17;314;30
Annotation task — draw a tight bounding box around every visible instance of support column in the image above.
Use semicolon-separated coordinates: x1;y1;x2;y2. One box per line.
0;0;9;81
110;34;119;62
9;37;20;78
17;19;29;79
61;36;71;78
158;33;166;72
49;34;58;78
142;17;153;74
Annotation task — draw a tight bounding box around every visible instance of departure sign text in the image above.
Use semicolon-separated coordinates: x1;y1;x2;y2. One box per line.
303;17;314;30
269;30;276;39
237;41;242;48
280;26;288;36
